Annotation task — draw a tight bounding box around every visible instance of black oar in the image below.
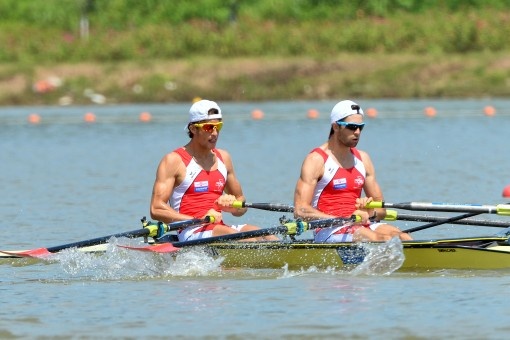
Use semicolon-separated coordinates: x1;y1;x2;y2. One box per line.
119;216;360;253
379;203;510;233
384;210;510;228
368;201;510;234
367;201;510;215
401;212;482;233
232;201;294;212
0;217;212;258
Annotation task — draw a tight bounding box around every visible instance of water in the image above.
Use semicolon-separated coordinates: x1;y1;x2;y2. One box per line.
1;100;510;338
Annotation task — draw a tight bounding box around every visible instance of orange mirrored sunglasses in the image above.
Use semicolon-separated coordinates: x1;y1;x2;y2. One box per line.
193;122;223;132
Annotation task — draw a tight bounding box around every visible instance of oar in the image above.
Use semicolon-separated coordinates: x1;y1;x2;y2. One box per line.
401;212;482;233
384;210;510;228
232;201;294;212
367;201;510;216
0;217;213;258
119;215;360;253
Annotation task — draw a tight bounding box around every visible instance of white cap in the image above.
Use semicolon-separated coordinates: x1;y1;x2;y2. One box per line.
330;100;364;123
185;99;222;131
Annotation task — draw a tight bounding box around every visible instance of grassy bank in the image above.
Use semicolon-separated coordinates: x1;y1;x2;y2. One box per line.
1;1;510;105
1;52;509;106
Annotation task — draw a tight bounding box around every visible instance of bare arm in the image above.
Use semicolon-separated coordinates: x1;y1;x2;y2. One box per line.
357;150;387;220
217;149;247;217
149;152;197;223
293;151;335;221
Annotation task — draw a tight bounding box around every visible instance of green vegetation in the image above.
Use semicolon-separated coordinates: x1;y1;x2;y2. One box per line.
1;0;510;105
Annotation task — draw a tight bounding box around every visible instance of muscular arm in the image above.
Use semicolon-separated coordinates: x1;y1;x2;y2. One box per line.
217;149;247;217
359;150;387;220
149;152;196;223
293;152;335;221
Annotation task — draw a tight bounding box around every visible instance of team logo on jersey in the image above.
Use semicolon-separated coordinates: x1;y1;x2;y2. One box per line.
194;181;209;192
215;179;225;191
332;178;347;190
354;176;364;188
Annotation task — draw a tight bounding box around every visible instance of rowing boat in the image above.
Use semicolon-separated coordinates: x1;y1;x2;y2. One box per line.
2;234;510;271
206;236;510;270
3;202;510;271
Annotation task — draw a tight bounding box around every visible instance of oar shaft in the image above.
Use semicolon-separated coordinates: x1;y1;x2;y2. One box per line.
159;216;358;249
164;217;212;232
45;218;212;252
170;226;288;247
1;217;212;256
389;212;510;228
232;201;294;212
402;212;481;233
368;201;510;215
46;228;150;253
281;216;360;235
123;216;360;252
307;216;359;229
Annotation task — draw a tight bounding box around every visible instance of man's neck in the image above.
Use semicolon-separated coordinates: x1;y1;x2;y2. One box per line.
185;142;214;160
327;138;351;155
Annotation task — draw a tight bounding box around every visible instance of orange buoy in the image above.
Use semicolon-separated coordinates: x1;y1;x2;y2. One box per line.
251;109;264;120
307;109;319;119
139;111;152;122
27;113;41;124
483;106;496;116
503;185;510;198
424;106;437;117
83;112;96;123
366;108;378;118
192;97;202;103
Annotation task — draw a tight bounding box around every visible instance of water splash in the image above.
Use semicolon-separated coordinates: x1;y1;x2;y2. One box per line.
350;237;405;276
279;263;340;279
54;238;223;280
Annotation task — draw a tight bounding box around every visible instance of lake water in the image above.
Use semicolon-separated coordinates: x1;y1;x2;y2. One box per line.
1;99;510;339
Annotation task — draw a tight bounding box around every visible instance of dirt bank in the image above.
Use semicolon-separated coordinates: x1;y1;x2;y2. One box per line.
2;53;510;106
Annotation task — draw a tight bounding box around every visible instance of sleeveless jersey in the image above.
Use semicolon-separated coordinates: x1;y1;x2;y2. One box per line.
170;147;227;218
311;147;366;217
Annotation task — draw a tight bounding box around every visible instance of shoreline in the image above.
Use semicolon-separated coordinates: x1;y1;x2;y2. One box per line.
1;53;510;106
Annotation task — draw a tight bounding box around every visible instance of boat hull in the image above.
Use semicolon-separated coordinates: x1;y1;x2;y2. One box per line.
206;237;510;270
2;236;510;270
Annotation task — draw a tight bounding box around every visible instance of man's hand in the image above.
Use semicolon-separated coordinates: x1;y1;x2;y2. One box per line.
214;194;242;214
203;208;223;223
355;197;375;223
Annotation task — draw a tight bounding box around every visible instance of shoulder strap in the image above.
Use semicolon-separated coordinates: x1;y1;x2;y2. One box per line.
173;147;192;164
212;148;223;161
350;147;361;160
311;147;328;162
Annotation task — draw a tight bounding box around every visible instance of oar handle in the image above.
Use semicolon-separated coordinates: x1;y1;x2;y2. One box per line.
232;201;294;212
383;209;398;221
366;201;384;209
498;204;510;216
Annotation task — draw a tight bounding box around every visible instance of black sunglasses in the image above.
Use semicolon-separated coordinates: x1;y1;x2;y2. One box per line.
336;121;365;131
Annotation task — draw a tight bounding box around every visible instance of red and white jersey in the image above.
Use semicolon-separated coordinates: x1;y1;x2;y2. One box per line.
170;147;227;218
311;147;366;217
